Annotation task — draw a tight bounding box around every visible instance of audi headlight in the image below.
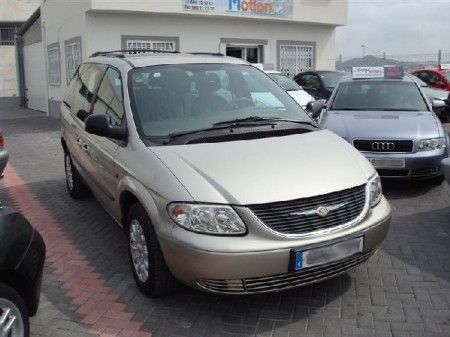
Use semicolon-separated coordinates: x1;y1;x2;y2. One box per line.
369;174;382;208
167;203;246;235
417;137;446;151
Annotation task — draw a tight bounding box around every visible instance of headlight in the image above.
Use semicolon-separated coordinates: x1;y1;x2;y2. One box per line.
369;174;382;208
167;203;246;235
417;137;446;151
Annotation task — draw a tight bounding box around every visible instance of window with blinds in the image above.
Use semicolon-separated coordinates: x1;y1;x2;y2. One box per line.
66;40;82;83
279;44;314;78
126;40;176;52
48;46;61;86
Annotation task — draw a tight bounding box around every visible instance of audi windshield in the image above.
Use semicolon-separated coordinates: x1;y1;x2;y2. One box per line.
331;81;429;111
129;64;313;139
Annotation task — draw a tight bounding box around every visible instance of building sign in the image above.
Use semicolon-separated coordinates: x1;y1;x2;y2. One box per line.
183;0;293;17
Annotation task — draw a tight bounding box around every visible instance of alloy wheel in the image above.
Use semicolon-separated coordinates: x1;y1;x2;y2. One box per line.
0;299;24;337
129;219;149;283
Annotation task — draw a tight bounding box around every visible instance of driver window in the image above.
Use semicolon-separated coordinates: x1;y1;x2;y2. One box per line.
298;75;320;90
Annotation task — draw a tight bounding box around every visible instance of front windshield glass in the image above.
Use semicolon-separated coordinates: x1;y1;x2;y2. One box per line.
129;64;311;138
331;81;428;111
319;72;346;89
267;73;302;91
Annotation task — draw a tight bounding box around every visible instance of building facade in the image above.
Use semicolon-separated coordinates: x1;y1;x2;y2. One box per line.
18;0;347;117
0;0;40;97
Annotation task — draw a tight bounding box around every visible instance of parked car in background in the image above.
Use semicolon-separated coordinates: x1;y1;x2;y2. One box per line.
412;66;450;91
0;130;9;177
0;206;46;337
265;70;314;109
442;158;450;184
294;71;346;100
310;66;449;183
409;74;449;121
61;51;391;297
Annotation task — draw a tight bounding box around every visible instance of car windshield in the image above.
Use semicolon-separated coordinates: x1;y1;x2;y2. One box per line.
444;71;450;82
267;73;302;91
319;72;346;89
331;81;429;111
129;64;311;138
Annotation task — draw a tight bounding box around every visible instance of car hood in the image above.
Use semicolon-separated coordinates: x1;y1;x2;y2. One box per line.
322;110;442;140
287;90;314;108
151;130;374;205
422;86;449;101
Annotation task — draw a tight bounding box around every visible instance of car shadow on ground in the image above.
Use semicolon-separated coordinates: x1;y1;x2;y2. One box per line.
0;177;356;337
381;178;440;199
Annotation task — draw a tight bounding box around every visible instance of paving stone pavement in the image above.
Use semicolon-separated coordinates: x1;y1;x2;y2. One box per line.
0;101;449;337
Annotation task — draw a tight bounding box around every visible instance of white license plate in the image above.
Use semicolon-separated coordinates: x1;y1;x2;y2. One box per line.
369;158;405;169
292;237;364;271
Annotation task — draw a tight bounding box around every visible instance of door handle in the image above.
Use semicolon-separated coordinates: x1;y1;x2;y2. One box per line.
81;144;89;152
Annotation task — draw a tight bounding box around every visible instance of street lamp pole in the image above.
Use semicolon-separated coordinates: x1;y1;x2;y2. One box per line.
361;45;366;58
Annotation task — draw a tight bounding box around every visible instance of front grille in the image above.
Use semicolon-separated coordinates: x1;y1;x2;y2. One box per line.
353;140;413;153
198;250;375;294
378;169;409;177
247;185;366;235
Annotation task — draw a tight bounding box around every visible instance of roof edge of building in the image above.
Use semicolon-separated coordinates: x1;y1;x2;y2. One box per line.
17;7;41;36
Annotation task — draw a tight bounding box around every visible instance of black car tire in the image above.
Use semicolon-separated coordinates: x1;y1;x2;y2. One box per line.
64;152;89;199
0;282;30;337
126;203;178;297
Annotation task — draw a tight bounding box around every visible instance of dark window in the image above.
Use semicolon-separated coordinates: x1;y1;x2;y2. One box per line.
297;74;320;90
0;23;21;46
92;68;124;126
64;63;106;121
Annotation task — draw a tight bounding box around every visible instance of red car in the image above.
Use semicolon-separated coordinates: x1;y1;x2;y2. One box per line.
412;66;450;91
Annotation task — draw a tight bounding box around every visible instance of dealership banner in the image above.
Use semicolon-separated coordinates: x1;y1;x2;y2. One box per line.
183;0;293;18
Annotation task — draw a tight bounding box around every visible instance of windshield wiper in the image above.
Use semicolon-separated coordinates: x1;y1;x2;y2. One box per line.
213;116;316;128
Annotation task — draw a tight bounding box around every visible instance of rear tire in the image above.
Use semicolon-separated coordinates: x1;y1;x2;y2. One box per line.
126;203;178;297
0;282;30;337
64;151;89;199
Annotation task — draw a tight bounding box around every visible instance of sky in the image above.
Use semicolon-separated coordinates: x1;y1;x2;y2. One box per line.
336;0;450;58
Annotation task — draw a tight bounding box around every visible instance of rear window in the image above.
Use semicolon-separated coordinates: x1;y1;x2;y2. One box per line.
331;81;428;112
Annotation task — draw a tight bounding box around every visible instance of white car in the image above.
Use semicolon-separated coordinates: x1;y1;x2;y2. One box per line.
265;70;315;109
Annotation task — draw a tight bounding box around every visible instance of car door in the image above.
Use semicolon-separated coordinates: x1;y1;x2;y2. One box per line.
82;66;125;216
296;73;323;100
63;63;105;181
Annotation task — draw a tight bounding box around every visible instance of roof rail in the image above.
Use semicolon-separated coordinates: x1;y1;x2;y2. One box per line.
189;52;225;57
90;49;180;58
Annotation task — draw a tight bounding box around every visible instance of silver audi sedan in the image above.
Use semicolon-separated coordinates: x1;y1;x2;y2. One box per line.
313;73;449;182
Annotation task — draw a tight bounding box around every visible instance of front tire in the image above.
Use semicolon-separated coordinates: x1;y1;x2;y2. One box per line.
126;203;178;297
0;282;30;337
64;151;89;199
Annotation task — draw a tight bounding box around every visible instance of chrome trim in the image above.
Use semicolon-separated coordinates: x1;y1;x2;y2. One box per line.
289;201;349;218
352;139;414;154
247;183;370;238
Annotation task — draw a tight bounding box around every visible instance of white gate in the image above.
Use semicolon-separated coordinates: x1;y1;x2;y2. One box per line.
279;44;314;78
24;42;47;112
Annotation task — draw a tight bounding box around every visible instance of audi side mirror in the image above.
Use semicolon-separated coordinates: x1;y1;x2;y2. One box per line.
306;99;326;120
85;115;128;141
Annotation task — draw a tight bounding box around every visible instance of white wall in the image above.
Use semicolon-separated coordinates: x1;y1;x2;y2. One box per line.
0;47;18;97
0;0;41;21
90;0;347;26
86;12;337;70
41;0;91;115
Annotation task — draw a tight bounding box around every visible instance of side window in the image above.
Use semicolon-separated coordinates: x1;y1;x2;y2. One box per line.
92;68;124;126
298;74;320;90
66;63;106;121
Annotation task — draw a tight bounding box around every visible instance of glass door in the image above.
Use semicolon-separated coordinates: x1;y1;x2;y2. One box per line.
226;45;262;63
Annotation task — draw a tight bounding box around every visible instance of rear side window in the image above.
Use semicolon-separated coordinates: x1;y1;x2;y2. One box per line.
92;68;124;126
64;63;106;121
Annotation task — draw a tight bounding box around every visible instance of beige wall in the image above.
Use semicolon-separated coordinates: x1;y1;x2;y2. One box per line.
0;0;41;21
0;47;17;97
90;0;347;26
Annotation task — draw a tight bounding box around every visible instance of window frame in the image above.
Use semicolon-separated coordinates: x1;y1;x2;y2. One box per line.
121;35;179;52
65;36;82;85
277;40;316;78
47;43;61;86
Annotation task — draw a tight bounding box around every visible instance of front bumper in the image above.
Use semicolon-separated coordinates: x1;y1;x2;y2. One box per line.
160;197;391;294
362;149;447;179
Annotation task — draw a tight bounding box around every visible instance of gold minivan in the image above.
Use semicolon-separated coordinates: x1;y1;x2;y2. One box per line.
61;51;391;297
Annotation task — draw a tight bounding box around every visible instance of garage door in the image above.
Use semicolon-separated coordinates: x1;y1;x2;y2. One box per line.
24;42;47;112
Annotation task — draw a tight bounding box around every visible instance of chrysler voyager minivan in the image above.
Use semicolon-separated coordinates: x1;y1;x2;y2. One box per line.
61;51;391;297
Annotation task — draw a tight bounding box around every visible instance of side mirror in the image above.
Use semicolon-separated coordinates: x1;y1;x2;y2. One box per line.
306;99;326;119
85;114;128;140
431;99;446;112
